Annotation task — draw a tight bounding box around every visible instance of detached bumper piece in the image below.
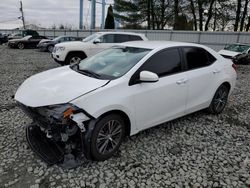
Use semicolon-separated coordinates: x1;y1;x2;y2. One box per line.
26;124;64;165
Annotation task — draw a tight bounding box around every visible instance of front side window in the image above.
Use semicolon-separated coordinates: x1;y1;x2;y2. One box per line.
82;33;101;42
99;34;114;43
183;47;216;70
140;48;182;77
75;46;151;79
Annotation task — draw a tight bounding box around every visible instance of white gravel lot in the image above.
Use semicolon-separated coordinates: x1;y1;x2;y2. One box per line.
0;45;250;188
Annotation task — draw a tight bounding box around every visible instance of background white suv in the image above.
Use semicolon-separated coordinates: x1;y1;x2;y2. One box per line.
52;31;148;65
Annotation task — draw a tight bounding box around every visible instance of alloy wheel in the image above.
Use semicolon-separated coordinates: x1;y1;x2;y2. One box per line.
96;120;123;155
69;57;81;65
213;87;228;112
18;43;24;49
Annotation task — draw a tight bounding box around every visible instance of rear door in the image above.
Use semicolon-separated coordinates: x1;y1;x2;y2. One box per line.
181;47;220;113
129;48;188;130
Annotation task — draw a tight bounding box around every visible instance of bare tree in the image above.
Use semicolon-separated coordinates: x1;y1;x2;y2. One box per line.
240;0;249;31
189;0;197;30
205;0;216;31
234;0;242;31
197;0;204;31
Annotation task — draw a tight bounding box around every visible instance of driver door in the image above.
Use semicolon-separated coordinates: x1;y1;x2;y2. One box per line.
90;34;116;56
129;48;188;131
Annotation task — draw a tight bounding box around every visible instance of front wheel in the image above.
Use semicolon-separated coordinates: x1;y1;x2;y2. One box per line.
65;53;85;65
90;114;125;161
17;42;24;49
47;45;54;53
208;84;229;114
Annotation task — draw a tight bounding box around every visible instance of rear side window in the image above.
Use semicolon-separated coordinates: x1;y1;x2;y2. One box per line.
183;47;216;70
141;48;182;77
129;35;143;41
114;34;130;43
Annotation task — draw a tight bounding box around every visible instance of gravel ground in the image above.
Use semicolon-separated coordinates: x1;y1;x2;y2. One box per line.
0;45;250;188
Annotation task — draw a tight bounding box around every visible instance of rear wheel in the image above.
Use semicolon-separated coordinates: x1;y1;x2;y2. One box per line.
90;114;125;161
65;53;86;65
208;84;229;114
17;43;24;49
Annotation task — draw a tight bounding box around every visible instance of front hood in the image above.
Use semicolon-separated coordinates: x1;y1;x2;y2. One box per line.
15;66;109;107
218;49;241;57
8;39;23;42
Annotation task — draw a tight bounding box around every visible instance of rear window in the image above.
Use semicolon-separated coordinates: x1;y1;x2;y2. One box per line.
183;47;216;70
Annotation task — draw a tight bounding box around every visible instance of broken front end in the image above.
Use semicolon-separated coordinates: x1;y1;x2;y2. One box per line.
19;103;94;167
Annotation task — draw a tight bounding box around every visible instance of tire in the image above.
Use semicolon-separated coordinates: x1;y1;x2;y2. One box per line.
47;45;54;53
90;114;125;161
17;42;24;49
65;53;86;65
208;84;229;114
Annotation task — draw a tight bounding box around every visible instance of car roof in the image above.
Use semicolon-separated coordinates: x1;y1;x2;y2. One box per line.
120;41;206;50
96;31;145;36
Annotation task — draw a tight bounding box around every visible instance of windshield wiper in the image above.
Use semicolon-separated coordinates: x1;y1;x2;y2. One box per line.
78;69;101;78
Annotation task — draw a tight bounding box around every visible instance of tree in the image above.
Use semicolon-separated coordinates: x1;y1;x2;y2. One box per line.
240;0;249;31
204;0;216;31
189;0;197;30
105;5;115;29
234;0;242;31
114;0;173;30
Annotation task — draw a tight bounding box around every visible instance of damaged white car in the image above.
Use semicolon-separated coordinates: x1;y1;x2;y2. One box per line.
15;41;237;167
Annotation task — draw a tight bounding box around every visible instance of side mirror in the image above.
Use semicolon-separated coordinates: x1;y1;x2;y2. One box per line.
93;38;101;44
139;71;159;83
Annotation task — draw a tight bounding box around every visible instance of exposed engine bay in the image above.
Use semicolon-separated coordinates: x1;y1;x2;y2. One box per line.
19;102;94;168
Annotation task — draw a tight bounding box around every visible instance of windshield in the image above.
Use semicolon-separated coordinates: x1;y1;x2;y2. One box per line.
82;33;100;42
75;46;151;79
224;44;250;53
53;36;62;41
22;36;32;40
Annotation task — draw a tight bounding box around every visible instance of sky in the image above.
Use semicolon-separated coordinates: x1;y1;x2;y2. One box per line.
0;0;113;29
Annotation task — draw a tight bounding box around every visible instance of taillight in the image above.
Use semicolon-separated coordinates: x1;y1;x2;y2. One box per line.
232;63;237;71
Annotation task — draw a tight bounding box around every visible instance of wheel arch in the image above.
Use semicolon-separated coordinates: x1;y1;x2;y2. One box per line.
66;51;87;60
221;81;231;91
97;110;131;137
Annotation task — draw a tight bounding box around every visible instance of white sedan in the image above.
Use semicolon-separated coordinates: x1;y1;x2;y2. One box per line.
15;41;237;166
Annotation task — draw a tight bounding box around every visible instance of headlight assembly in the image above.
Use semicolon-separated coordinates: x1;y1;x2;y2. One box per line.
56;46;65;52
36;103;89;123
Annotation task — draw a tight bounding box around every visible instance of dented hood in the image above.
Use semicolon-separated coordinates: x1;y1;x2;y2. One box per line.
15;66;109;107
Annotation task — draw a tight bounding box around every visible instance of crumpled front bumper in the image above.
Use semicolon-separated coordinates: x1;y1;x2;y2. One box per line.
26;124;64;165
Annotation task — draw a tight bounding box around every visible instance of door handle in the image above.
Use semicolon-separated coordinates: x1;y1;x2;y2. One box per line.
176;80;183;84
213;69;221;74
176;78;188;84
183;78;188;83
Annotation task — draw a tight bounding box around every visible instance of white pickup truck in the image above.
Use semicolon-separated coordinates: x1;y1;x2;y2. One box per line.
51;31;148;65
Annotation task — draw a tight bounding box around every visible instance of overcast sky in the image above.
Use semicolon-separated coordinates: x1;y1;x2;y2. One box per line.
0;0;113;29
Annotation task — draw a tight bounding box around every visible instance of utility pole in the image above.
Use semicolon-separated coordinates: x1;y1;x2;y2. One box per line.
91;0;96;29
79;0;83;29
19;1;25;29
101;0;105;29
